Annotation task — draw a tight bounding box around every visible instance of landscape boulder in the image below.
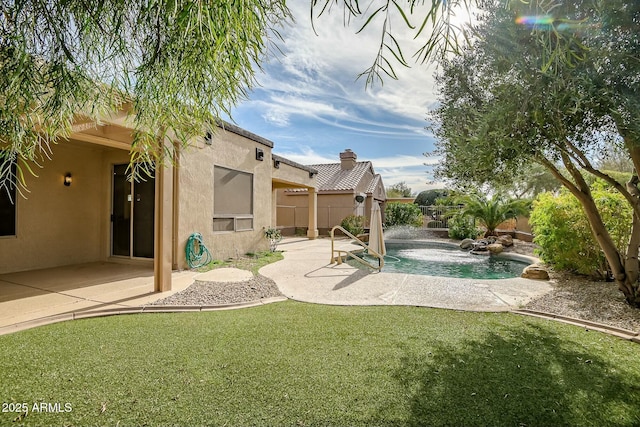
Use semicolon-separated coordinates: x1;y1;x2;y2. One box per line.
521;264;550;280
487;243;504;254
497;235;514;247
460;238;475;250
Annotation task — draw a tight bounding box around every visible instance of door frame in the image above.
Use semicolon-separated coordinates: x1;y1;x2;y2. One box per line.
110;163;155;260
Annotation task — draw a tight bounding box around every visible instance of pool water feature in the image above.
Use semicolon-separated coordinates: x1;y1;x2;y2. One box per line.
356;241;529;279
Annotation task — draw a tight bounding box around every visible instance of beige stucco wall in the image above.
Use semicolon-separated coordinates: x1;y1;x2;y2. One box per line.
176;130;273;268
272;163;314;189
0;141;127;274
277;191;356;232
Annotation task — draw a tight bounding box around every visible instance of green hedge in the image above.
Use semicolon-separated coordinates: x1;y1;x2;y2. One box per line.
340;215;366;236
385;202;423;227
529;181;632;278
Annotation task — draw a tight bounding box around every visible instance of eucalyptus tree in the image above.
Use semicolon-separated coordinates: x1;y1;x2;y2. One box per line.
431;1;640;306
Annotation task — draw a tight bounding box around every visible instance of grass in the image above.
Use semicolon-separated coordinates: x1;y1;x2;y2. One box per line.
199;250;283;275
1;302;639;426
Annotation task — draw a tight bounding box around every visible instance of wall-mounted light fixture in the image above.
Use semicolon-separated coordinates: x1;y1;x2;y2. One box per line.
309;171;316;178
64;173;72;187
204;131;213;145
256;148;264;161
273;159;280;169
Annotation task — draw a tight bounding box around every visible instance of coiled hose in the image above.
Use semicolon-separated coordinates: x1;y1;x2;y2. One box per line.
185;232;212;269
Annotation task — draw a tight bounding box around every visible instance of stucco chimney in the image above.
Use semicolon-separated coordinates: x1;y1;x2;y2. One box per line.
340;149;357;170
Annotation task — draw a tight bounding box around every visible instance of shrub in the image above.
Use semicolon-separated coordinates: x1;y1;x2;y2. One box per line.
384;202;423;227
454;193;530;237
529;182;632;278
414;189;448;206
264;227;282;252
340;215;365;236
448;211;481;240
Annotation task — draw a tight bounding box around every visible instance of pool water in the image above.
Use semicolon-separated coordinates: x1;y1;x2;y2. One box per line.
358;242;528;279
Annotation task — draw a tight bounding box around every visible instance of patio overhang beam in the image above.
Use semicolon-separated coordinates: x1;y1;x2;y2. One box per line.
69;133;131;151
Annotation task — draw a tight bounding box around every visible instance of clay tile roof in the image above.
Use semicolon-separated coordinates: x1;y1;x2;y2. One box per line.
309;161;372;192
366;174;382;194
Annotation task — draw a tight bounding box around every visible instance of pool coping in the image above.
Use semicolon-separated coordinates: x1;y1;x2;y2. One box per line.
380;238;540;273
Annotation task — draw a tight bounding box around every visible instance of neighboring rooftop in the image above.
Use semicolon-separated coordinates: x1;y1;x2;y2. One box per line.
285;149;384;195
310;161;375;192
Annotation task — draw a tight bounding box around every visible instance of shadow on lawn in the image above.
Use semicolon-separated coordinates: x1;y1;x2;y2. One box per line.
387;323;640;427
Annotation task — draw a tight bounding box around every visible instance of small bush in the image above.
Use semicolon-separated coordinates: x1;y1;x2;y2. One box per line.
340;215;365;236
385;202;423;227
529;182;632;278
448;211;481;240
264;227;282;252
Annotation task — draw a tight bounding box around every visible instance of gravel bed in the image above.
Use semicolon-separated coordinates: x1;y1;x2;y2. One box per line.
504;239;640;332
150;274;283;306
523;270;640;332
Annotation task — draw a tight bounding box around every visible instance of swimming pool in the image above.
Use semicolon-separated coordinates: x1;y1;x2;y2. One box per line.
358;241;531;279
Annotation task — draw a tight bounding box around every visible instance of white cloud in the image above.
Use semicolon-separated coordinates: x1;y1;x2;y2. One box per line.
262;109;290;127
274;146;336;165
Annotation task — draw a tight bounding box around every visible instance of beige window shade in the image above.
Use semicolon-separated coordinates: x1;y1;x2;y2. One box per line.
214;166;253;215
213;166;254;232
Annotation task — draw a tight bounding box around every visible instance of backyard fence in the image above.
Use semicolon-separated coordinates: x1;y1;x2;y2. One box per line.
277;204;526;235
277;205;362;231
417;205;462;229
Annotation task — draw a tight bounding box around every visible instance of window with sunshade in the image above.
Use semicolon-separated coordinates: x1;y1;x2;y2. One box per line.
213;166;253;232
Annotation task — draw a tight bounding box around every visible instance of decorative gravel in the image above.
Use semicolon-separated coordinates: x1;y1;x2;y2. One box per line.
150;274;284;306
523;270;640;332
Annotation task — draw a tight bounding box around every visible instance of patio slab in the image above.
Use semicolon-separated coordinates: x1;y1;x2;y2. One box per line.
0;263;197;329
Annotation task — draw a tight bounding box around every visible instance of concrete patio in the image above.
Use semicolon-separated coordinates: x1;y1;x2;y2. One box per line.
0;262;197;331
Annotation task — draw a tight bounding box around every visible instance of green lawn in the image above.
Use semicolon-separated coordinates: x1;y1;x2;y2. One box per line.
200;250;284;274
1;301;639;426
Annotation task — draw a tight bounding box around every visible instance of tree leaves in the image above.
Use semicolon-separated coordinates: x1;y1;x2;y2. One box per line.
0;0;291;189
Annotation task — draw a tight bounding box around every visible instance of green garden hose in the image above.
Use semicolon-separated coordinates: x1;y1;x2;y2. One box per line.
185;232;212;269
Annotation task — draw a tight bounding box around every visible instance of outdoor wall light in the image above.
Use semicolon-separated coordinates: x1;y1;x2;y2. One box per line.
274;159;280;169
256;148;264;161
64;173;72;187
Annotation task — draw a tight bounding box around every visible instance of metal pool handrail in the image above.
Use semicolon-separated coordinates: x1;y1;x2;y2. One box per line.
329;225;385;272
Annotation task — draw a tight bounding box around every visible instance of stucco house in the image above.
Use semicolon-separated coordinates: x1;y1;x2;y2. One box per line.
0;107;318;292
276;149;386;235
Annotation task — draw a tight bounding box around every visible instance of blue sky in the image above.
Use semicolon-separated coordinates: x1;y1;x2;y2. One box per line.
226;3;445;194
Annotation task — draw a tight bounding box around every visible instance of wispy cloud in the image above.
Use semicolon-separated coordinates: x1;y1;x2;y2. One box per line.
252;3;438;131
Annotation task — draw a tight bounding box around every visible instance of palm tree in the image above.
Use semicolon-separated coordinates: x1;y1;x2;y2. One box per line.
455;193;530;237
